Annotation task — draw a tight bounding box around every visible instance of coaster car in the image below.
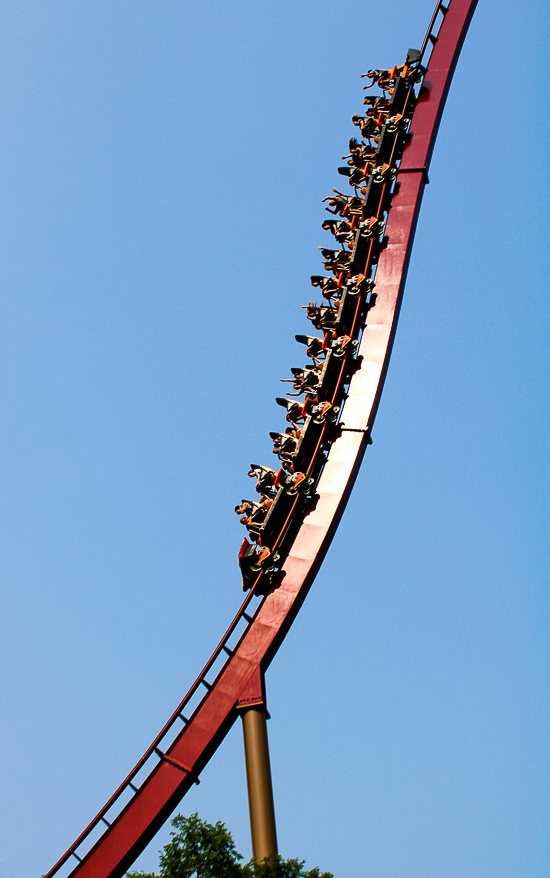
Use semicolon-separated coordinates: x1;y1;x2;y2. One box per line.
361;170;393;216
274;467;315;497
385;113;405;133
310;399;340;424
332;285;374;340
358;216;385;238
239;538;281;592
253;482;299;551
254;435;328;553
330;334;358;358
372;163;396;184
277;391;339;423
372;124;396;165
345;273;375;297
272;413;339;489
284;416;323;471
288;353;340;409
296;331;358;362
315;350;349;396
387;74;411;114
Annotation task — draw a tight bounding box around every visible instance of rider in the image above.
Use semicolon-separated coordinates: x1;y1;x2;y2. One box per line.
302;301;338;333
280;364;322;397
338;152;375;188
362;95;390;112
322;190;363;217
310;275;343;301
347;137;377;162
321;218;355;246
350;115;382;140
234;496;273;537
269;428;301;469
248;464;278;498
295;333;328;365
276;396;311;428
362;62;416;92
318;247;351;275
361;65;401;91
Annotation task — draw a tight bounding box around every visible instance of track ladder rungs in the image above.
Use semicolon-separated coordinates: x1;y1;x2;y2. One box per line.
243;612;254;624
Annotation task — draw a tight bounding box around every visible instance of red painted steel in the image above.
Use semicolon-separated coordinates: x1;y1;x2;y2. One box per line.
44;2;478;876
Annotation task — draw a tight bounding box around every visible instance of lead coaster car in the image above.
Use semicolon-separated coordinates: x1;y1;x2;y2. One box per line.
238;538;281;592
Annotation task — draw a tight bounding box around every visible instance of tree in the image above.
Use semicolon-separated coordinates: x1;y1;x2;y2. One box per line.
126;812;333;878
158;813;243;878
241;854;333;878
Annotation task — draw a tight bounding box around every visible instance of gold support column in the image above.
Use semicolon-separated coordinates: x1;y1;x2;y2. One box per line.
241;706;278;861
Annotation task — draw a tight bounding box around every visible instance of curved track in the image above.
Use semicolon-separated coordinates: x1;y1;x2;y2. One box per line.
45;2;478;875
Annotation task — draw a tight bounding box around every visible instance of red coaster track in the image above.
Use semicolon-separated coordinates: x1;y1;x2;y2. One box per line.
45;2;478;875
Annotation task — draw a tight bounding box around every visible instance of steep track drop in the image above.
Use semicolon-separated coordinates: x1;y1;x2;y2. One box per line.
45;1;479;875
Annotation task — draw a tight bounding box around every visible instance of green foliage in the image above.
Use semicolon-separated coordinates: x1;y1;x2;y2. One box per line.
158;812;243;878
242;854;333;878
126;813;333;878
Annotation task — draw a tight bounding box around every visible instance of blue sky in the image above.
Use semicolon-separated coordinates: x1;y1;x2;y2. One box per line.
1;1;548;876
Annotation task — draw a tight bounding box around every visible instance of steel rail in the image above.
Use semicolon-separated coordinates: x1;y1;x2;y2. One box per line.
44;1;478;875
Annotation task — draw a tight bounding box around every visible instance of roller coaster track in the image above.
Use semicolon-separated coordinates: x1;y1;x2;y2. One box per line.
45;1;479;875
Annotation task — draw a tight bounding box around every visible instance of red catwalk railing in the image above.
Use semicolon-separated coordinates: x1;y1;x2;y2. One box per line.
44;1;478;875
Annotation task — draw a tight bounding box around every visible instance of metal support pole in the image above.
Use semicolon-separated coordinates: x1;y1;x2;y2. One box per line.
241;706;278;861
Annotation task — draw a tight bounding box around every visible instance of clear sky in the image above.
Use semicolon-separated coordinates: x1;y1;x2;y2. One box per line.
1;1;548;876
